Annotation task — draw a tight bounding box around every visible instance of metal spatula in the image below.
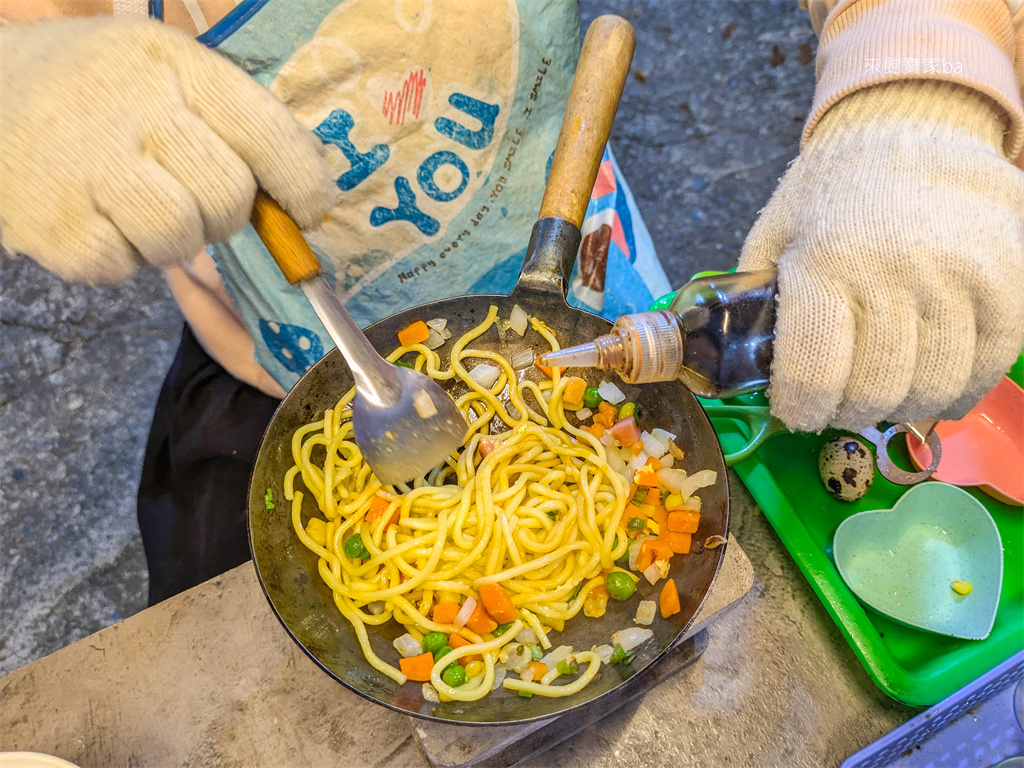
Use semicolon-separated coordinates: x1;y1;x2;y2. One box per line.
250;191;468;485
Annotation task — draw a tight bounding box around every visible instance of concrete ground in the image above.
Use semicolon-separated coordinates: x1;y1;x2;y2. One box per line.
0;0;817;676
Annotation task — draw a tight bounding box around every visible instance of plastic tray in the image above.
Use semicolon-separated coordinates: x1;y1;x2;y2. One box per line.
840;651;1024;768
703;355;1024;706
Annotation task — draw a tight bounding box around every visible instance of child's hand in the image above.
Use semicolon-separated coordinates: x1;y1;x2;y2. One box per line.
0;18;332;283
739;80;1024;432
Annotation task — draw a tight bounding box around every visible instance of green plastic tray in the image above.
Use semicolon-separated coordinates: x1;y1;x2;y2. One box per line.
704;361;1023;706
651;282;1022;706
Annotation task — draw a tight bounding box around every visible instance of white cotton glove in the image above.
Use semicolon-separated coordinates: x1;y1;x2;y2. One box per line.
739;80;1024;432
0;18;331;283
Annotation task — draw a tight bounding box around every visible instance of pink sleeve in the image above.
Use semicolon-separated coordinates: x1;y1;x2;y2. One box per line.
802;0;1024;161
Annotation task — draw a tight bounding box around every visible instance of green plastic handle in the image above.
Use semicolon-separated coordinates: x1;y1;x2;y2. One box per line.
700;402;786;465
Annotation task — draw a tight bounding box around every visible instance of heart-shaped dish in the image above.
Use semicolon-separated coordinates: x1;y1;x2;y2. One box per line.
833;483;1003;640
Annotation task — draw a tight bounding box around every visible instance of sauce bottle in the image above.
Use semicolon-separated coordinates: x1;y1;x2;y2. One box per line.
539;270;777;398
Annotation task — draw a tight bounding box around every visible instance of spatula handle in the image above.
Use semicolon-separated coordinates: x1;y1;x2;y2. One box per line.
538;15;635;228
250;190;322;285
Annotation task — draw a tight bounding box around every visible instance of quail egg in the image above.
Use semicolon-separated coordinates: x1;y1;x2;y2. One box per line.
818;437;875;501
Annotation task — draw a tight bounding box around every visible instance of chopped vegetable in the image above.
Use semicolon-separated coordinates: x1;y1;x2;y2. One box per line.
607;416;642;447
609;643;635;666
662;527;693;553
510;348;535;370
677;469;718;498
952;580;973;595
305;517;327;546
633;463;660;488
478;583;517;624
264;488;275;510
605;572;637;601
704;535;728;549
642;562;665;585
651;427;676;445
583;423;607;439
507;304;529;336
562;377;587;408
397;320;431;347
442;665;468;687
575;406;593;420
612;626;654;652
582;386;604;409
432;603;461;625
569;582;585;601
421;632;448;655
655;468;690;495
465;660;485;679
454;596;477;629
640;430;666;458
583;584;609;618
522;661;547;682
627;517;646;532
367;493;398;526
534;359;563;378
556;657;580;676
518;689;533;698
531;644;544;661
433;645;454;662
343;533;370;559
399;652;435;682
618;402;637;420
636;540;673;572
393;633;424;658
422;683;441;703
667;438;686;461
394;360;414;369
464;602;498;634
593;644;615;665
424;328;445;350
367;601;386;615
635;600;657;626
494;621;516;636
660;578;682;618
468;363;501;389
597;380;626;405
667;510;701;534
546;512;557;521
515;627;539;644
539;645;573;670
627;536;653;571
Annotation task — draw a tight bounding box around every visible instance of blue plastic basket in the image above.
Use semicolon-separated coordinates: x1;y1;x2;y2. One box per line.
842;651;1024;768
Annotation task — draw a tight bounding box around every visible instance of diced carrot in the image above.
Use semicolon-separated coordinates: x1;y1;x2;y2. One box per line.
464;602;497;634
667;510;700;534
478;583;516;623
630;441;644;456
597;401;618;420
660;578;681;619
621;503;646;524
400;652;435;682
524;661;547;682
479;438;499;458
584;423;606;439
647;457;662;471
637;540;674;572
650;505;668;527
432;602;461;625
534;361;564;378
448;632;481;663
593;412;614;428
367;494;400;526
397;320;431;347
633;468;659;488
563;377;587;407
660;530;692;554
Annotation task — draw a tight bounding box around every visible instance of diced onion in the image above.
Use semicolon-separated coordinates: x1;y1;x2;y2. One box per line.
515;627;538;644
629;452;650;472
597;380;626;405
508;304;529;336
660;454;675;468
468;363;501;389
424;328;446;350
677;469;718;499
635;601;657;626
394;633;423;658
606;450;626;473
593;644;615;665
656;467;689;494
600;434;615;446
425;318;448;332
510;348;535;370
611;626;654;652
491;667;507;691
454;596;477;628
575;407;592;421
511;645;533;673
367;601;386;615
539;645;573;671
628;536;653;571
440;327;453;340
642;563;663;585
641;431;667;458
651;428;676;445
499;642;521;665
422;683;440;703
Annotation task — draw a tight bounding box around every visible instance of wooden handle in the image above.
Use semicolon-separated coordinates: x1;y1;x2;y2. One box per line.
250;190;321;285
538;15;635;228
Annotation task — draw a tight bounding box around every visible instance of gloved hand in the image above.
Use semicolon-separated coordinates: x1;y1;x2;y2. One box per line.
0;18;331;283
739;80;1024;432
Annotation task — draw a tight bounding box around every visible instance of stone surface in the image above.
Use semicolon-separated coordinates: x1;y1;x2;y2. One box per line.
1;0;820;695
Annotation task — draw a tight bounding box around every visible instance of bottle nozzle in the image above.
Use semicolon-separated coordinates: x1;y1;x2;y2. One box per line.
536;338;618;370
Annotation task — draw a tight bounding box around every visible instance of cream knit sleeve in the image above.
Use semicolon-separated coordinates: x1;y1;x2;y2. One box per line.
800;0;1024;160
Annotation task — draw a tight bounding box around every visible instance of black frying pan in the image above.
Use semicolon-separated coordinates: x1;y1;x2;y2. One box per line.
247;16;730;725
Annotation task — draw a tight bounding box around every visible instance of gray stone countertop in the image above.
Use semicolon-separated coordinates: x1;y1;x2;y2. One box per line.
0;474;914;767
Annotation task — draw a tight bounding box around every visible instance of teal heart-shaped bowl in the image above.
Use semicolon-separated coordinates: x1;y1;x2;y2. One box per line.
834;483;1003;641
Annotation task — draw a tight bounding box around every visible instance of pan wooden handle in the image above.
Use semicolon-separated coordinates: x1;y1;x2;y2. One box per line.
538;15;635;228
250;190;321;285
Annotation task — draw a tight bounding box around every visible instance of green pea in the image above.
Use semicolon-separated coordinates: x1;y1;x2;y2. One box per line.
618;402;637;420
393;360;415;369
434;645;454;662
343;533;370;559
530;645;544;661
442;665;467;687
493;622;515;637
582;386;604;409
605;572;637;601
421;632;448;655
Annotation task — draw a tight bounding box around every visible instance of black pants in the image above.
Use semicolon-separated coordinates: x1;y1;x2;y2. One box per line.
137;325;279;606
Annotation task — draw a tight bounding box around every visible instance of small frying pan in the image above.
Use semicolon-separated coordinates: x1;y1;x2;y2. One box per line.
248;15;730;725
